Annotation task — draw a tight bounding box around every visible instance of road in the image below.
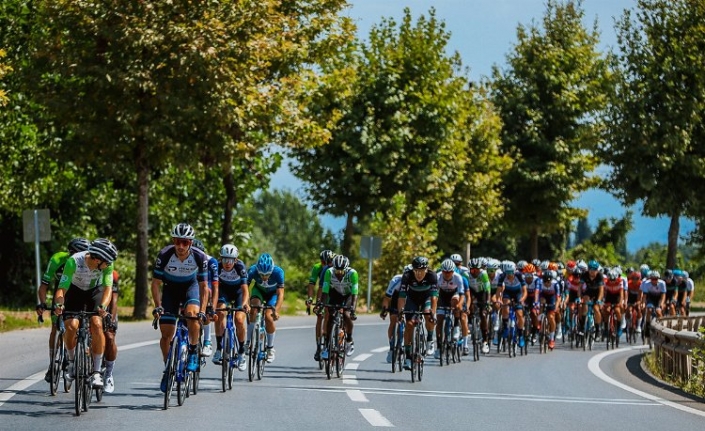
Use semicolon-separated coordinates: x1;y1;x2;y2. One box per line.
1;315;703;430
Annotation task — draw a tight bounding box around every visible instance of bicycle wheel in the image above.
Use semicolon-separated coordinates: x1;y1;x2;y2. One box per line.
177;376;187;406
438;319;446;367
49;331;64;396
74;343;85;416
472;315;480;362
256;329;266;380
318;335;325;371
325;332;334;380
163;339;178;410
227;338;235;391
192;335;202;395
221;328;231;392
416;326;424;382
336;328;345;378
248;324;258;382
391;327;398;373
83;352;93;410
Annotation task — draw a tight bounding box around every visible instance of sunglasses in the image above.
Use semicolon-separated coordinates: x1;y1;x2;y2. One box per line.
173;238;191;246
222;258;236;265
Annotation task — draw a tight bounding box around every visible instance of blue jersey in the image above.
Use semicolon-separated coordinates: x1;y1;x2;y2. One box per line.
153;245;208;288
205;255;219;290
247;265;285;293
499;271;526;295
385;274;403;298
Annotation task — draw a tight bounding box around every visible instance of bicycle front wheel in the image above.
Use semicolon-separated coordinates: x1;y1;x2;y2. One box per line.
74;346;85;416
49;332;64;396
221;330;230;392
256;330;266;380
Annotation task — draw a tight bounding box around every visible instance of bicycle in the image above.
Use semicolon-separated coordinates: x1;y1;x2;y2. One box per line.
248;304;275;382
390;317;405;373
215;303;247;392
437;306;457;367
40;308;68;395
582;301;596;351
497;300;519;358
63;310;101;416
625;303;640;345
604;303;620;350
404;310;430;383
642;304;658;349
321;304;352;379
153;311;201;409
469;303;483;362
536;302;550;354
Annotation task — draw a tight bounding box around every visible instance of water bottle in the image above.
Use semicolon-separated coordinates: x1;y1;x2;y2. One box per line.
179;341;188;366
452;325;460;341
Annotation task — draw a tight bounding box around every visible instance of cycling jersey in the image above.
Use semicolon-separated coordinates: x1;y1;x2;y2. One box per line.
581;271;604;299
436;271;464;309
308;262;324;285
664;277;678;302
539;279;560;311
467;270;490;295
641;279;666;308
322;267;359;296
524;277;539;305
499;271;526;296
399;270;438;314
604;277;624;304
205;255;219;291
218;259;248;305
42;251;70;290
59;251;114;292
385;274;403;298
488;270;503;294
153;245;209;288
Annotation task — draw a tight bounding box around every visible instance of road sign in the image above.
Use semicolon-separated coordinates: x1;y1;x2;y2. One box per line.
23;209;51;242
360;235;382;259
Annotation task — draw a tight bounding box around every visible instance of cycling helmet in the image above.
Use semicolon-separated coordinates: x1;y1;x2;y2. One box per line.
68;237;91;254
171;223;195;239
523;263;536;274
332;255;350;271
524;271;535;280
220;244;239;259
517;260;528;271
531;259;541;267
664;269;674;280
320;249;334;264
566;260;576;270
548;262;558;271
191;238;206;252
404;264;414;272
557;262;565;270
683;271;689;279
256;253;274;275
412;256;429;269
648;270;660;279
540;260;550;271
607;268;619;281
587;260;600;270
449;254;463;264
577;260;588;272
88;238;118;264
468;258;482;269
501;260;516;273
541;272;553;283
639;264;650;278
486;259;500;271
673;269;684;278
440;259;456;272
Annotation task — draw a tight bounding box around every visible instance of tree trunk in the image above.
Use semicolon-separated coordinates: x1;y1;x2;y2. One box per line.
133;144;150;319
666;213;679;269
221;166;236;245
342;212;355;257
530;226;539;261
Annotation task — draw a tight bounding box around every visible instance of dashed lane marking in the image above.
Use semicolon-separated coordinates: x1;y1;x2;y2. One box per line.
359;408;394;427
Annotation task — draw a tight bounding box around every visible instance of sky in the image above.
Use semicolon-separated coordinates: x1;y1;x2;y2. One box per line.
269;0;696;252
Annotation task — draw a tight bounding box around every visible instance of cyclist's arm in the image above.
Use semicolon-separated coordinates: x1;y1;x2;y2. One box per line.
54;258;77;313
151;278;163;308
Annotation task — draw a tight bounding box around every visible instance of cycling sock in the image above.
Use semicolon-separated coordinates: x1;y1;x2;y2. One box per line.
189;344;197;353
204;322;211;342
216;336;223;350
426;333;433;342
247;322;254;341
92;354;103;373
104;360;115;376
67;348;75;361
266;332;275;348
238;343;245;355
389;339;394;350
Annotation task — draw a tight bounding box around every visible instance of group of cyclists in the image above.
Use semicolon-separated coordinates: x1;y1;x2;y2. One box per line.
375;255;696;367
36;225;697;398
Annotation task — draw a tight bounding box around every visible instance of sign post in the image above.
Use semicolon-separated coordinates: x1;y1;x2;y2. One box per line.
23;209;51;300
359;235;382;312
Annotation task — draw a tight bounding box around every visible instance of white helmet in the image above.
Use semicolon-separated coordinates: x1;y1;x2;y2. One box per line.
220;244;239;259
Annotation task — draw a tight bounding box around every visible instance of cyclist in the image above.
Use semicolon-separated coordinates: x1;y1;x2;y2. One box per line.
579;259;604;337
434;259;465;359
307;250;334;361
538;270;561;350
151;223;210;392
487;258;504;344
602;268;625;340
191;238;219;357
466;258;491;354
380;266;411;363
398;256;438;370
683;271;694;316
626;267;644;333
497;261;528;348
564;264;584;339
662;269;678;316
36;237;91;383
247;253;285;363
320;255;358;358
213;244;250;370
449;254;471;354
522;264;540;344
641;270;666;321
53;238;118;389
103;269;120;393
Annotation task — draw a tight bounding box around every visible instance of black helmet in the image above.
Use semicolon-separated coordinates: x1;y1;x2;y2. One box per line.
88;238;118;264
411;256;429;269
541;272;553;283
68;237;91;254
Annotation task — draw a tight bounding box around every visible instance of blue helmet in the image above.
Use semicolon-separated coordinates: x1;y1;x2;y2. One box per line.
256;253;274;275
587;260;600;270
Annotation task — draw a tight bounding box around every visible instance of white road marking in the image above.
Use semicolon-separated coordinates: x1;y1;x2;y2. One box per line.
353;353;373;361
0;372;43;407
359;408;394;427
342;375;359;385
588;345;705;417
346;389;369;402
346;363;360;370
371;347;389;353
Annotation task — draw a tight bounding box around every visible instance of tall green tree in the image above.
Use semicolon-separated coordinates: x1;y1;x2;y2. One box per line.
491;0;612;259
603;0;705;269
292;8;504;257
22;0;352;317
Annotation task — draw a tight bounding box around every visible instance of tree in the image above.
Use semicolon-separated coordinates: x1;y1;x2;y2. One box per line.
603;0;705;269
292;8;503;257
574;217;592;246
23;0;352;317
491;0;612;259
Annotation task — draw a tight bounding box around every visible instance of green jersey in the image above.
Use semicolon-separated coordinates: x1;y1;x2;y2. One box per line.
468;270;491;293
42;251;70;288
308;262;324;285
59;251;114;292
322;267;359;296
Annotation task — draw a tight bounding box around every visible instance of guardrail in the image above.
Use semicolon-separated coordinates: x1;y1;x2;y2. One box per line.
650;313;704;385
